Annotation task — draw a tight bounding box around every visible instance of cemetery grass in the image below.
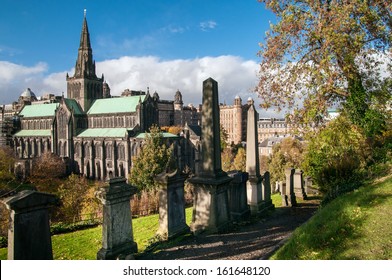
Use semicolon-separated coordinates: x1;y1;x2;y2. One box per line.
271;175;392;260
0;207;193;260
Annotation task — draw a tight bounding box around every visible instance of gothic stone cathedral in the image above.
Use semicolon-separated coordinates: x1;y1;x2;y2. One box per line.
8;15;201;180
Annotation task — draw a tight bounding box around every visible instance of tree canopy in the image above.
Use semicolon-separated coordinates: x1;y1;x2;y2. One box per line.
257;0;392;126
129;125;174;191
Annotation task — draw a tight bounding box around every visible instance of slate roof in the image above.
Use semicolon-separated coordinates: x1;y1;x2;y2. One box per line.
18;103;59;118
136;132;178;139
87;95;146;115
13;129;52;137
64;98;84;115
76;128;131;138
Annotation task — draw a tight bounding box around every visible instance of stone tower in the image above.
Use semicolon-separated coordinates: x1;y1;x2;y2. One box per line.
174;90;183;125
66;12;103;112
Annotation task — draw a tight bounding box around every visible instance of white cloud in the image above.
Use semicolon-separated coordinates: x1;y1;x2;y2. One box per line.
200;21;217;31
0;55;285;117
95;55;259;106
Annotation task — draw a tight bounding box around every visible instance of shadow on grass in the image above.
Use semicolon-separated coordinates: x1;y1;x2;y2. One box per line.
136;199;321;260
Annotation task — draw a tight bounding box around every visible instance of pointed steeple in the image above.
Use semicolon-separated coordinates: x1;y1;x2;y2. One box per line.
74;10;96;78
67;10;104;113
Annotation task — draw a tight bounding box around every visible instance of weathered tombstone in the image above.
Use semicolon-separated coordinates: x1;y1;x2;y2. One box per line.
284;168;297;206
155;169;189;239
246;101;274;215
281;182;288;205
262;171;274;209
187;78;232;234
294;169;307;200
96;177;138;260
227;171;250;221
2;190;58;260
304;176;317;195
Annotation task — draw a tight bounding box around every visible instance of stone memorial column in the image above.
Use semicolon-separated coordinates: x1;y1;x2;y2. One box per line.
246;101;273;215
96;177;138;260
3;190;58;260
294;169;307;200
155;169;189;239
227;171;250;221
284;168;297;206
187;78;232;234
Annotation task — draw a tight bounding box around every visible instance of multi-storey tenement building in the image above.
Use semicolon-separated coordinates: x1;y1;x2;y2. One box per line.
3;14;200;180
257;118;290;143
219;96;253;145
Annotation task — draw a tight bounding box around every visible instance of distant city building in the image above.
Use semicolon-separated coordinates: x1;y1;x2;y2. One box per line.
1;14;200;180
219;96;253;145
257;118;290;143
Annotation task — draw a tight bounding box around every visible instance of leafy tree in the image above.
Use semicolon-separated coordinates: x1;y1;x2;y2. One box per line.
302;114;371;199
268;137;304;184
257;0;392;129
129;125;174;191
0;147;15;185
233;147;246;171
220;125;229;151
56;174;90;223
222;148;234;172
30;152;66;192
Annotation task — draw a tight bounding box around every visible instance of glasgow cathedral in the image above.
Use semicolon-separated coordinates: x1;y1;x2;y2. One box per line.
0;14;202;180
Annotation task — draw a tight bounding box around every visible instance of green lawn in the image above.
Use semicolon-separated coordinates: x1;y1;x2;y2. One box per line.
271;176;392;260
0;207;193;260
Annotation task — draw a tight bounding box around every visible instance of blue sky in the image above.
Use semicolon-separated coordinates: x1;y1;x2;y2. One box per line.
0;0;278;115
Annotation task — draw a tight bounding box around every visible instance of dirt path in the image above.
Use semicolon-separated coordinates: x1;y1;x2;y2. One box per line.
138;198;320;260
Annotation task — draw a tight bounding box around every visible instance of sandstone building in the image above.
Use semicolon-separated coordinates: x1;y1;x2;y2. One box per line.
1;14;200;180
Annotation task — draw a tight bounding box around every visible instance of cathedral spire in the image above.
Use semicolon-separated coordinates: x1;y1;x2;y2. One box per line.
67;11;103;113
74;10;95;78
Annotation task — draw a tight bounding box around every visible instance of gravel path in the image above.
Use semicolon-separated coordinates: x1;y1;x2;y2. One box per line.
138;199;320;260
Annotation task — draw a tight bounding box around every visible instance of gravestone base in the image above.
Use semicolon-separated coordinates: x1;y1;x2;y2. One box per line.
157;224;190;240
155;170;190;240
97;241;137;260
227;171;250;222
188;176;232;235
282;193;297;207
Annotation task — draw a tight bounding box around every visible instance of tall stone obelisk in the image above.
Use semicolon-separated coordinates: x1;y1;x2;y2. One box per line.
187;78;232;234
246;100;273;215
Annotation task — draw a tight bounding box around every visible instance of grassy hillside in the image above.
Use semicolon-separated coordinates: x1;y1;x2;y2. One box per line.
271;176;392;260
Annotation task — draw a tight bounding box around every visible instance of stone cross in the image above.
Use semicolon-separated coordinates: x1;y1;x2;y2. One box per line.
187;78;232;234
96;177;138;260
154;169;189;239
3;190;58;260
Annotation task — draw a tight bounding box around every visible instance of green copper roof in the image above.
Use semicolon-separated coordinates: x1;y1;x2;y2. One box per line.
64;99;84;115
76;128;130;138
19;103;59;118
136;132;178;139
87;95;146;115
13;129;51;137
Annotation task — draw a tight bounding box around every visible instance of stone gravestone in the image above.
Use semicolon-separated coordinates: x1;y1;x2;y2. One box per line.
2;190;58;260
262;171;274;209
294;169;307;200
227;171;250;221
96;177;138;260
187;78;232;234
283;168;297;206
154;169;189;239
246;101;274;215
